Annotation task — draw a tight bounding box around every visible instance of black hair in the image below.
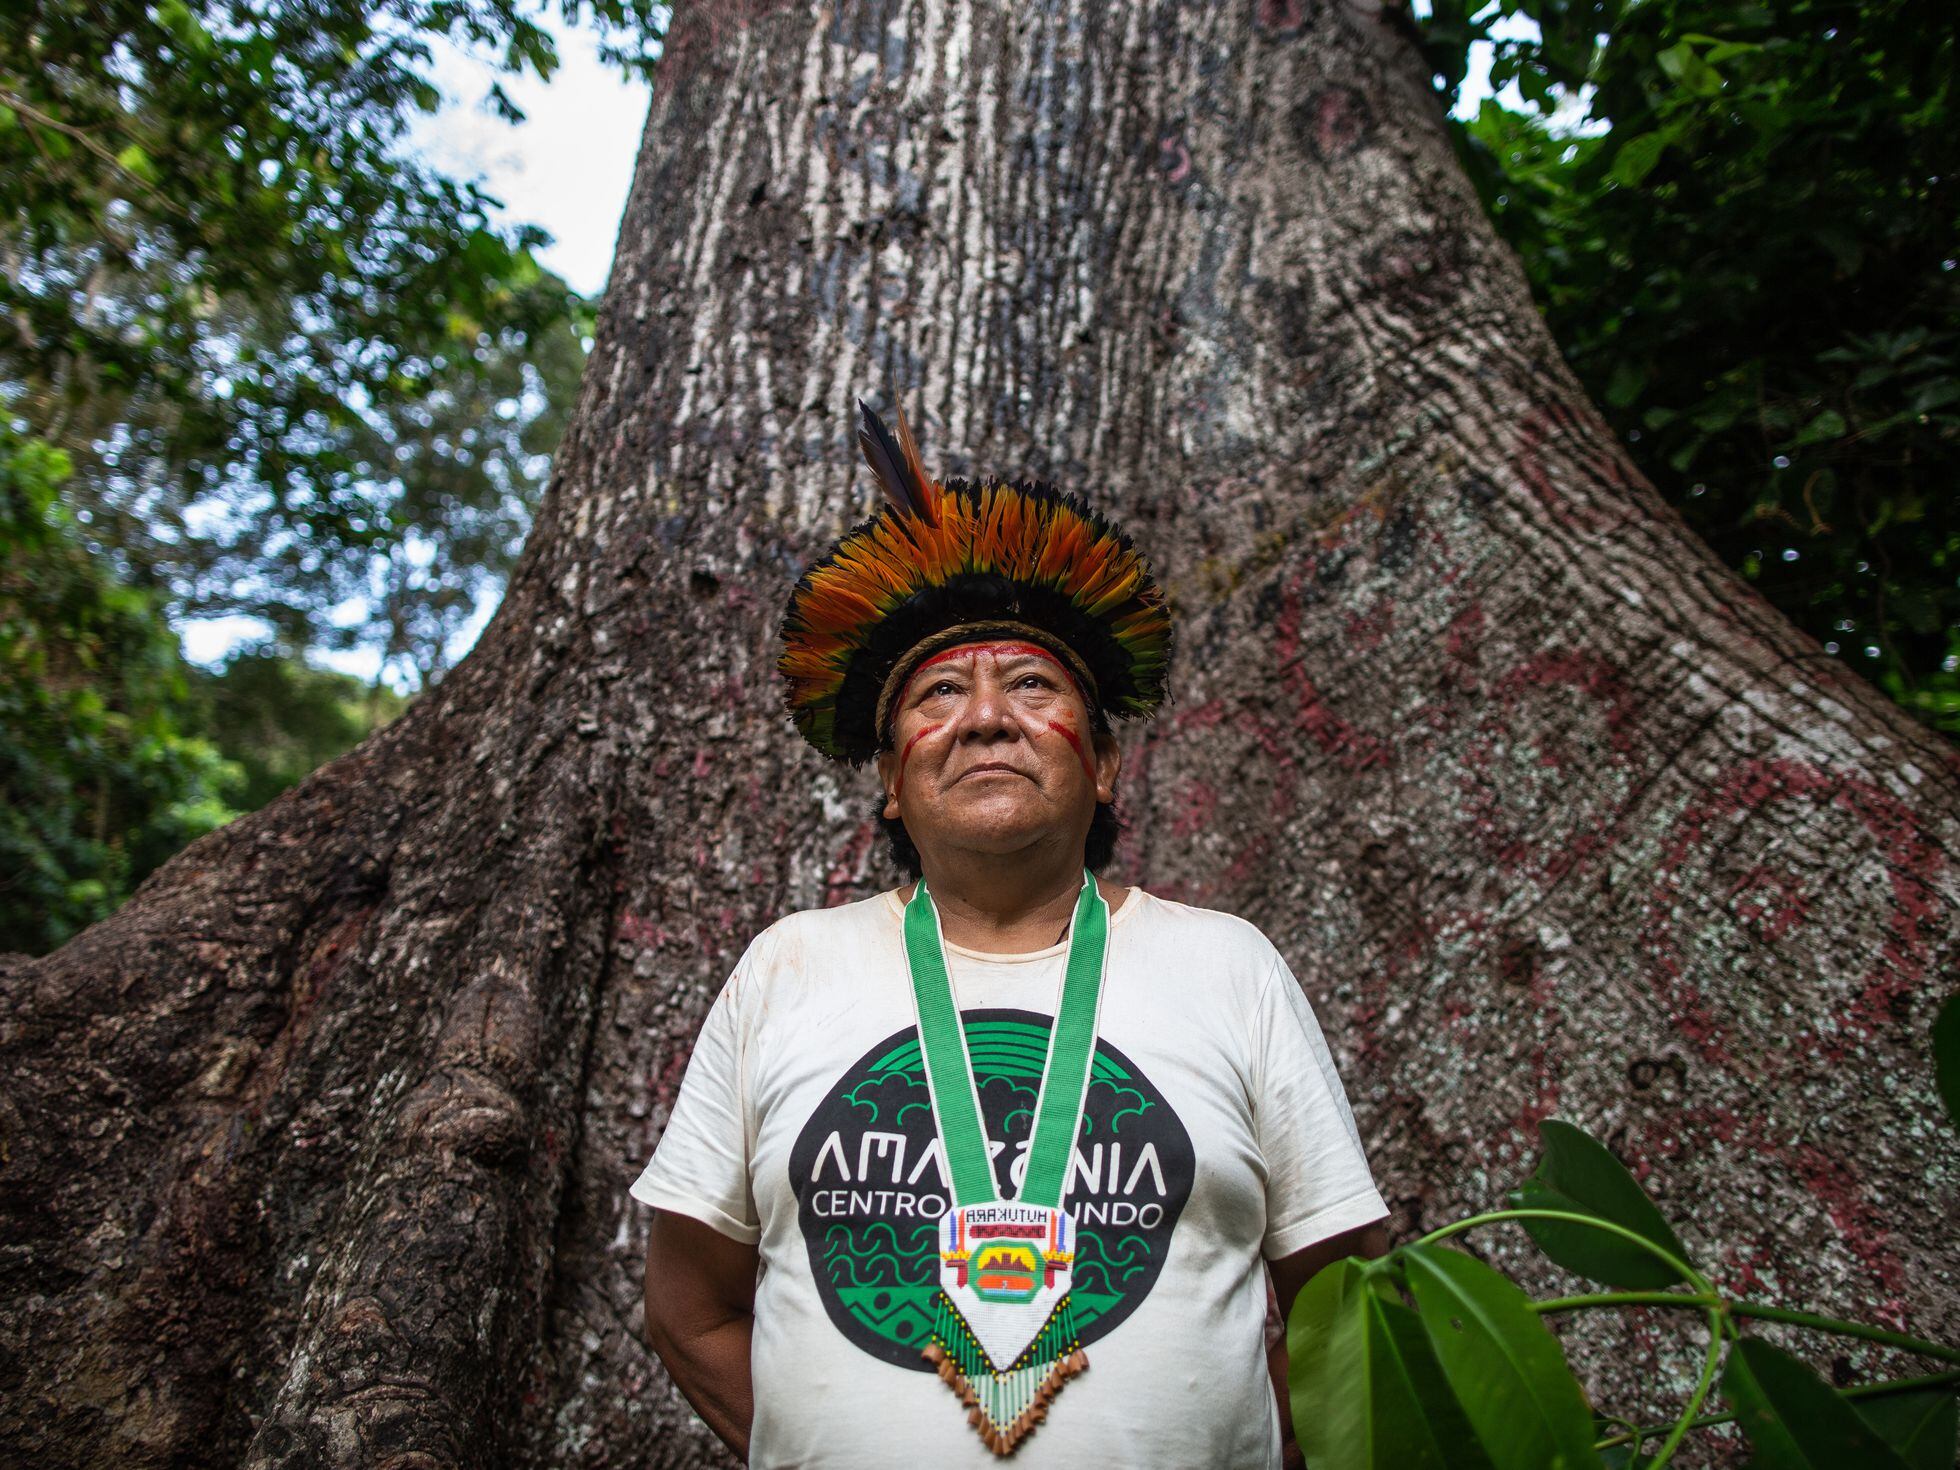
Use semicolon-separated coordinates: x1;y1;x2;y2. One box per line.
876;795;1126;881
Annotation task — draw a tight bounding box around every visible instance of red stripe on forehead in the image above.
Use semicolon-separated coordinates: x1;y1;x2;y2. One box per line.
911;640;1070;675
906;640;1087;703
901;642;1089;709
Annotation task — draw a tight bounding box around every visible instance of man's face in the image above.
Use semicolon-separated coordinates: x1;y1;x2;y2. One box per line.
874;641;1120;867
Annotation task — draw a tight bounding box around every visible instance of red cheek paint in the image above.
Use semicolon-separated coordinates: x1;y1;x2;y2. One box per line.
1046;720;1097;782
894;723;944;800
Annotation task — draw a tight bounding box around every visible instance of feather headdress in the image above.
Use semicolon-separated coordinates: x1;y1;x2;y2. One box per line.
779;398;1173;764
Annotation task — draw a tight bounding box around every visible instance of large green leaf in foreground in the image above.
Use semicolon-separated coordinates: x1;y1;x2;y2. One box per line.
1722;1338;1912;1470
1934;993;1960;1133
1403;1244;1604;1469
1854;1388;1958;1470
1288;1259;1493;1470
1509;1120;1694;1289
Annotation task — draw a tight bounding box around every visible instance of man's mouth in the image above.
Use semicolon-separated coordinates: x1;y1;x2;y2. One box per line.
955;762;1028;782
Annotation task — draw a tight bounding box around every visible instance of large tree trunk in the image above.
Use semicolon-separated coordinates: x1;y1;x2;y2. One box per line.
5;1;1955;1464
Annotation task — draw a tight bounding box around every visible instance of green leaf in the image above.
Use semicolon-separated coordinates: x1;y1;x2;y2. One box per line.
1507;1121;1693;1289
1794;409;1848;445
1402;1245;1604;1469
1909;381;1960;415
1855;1389;1958;1470
1610;133;1668;187
1605;359;1646;408
114;144;159;184
1723;1339;1913;1469
1289;1260;1494;1470
1656;41;1723;96
1936;993;1960;1132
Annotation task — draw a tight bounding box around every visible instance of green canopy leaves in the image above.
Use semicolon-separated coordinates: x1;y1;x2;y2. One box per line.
1423;0;1960;736
0;1;638;666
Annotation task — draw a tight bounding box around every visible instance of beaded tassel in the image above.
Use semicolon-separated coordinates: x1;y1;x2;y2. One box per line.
922;1291;1089;1456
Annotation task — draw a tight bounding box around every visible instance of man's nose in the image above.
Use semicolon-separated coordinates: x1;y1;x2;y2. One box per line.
956;671;1018;738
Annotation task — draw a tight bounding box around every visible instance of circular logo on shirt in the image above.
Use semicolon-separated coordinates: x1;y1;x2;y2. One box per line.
787;1008;1196;1371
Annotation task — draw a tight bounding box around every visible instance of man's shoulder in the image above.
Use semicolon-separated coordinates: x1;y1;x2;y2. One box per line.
1128;893;1277;948
739;890;898;969
1123;889;1285;972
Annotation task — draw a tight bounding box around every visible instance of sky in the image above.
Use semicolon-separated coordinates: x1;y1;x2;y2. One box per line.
181;12;1529;685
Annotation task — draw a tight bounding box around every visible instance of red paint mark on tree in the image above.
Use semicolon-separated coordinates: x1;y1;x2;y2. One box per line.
1343;604;1393;652
1793;1143;1908;1306
1169;778;1218;839
1256;0;1307;35
1174;698;1227;732
1633;757;1945;1304
247;905;376;1122
1304;85;1370;160
654;1046;693;1111
1511;1054;1562;1139
1494;650;1643;756
615;911;660;949
1649;756;1941;1050
654;1;796;100
1272;576;1393;772
1512;402;1621;535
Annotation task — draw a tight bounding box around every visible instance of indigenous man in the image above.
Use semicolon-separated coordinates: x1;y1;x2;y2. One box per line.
634;401;1389;1467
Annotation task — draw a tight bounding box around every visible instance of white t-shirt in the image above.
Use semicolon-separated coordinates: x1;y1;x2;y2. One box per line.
631;886;1388;1469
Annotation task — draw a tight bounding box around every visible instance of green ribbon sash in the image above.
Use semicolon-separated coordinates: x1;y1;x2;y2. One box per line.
902;870;1111;1454
901;870;1110;1209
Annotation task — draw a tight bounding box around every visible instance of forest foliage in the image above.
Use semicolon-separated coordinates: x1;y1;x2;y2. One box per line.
0;1;661;952
1422;0;1960;730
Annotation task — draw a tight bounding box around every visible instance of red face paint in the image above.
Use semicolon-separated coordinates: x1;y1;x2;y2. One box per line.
893;722;944;801
1045;720;1097;782
907;640;1085;701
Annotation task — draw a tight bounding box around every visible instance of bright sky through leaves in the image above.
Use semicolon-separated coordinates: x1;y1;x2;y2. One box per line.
178;13;651;684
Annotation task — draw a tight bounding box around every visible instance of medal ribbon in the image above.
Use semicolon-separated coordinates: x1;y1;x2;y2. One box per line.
902;871;1109;1209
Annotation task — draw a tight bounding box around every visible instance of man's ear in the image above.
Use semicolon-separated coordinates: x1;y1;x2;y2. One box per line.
874;749;901;820
1092;731;1121;805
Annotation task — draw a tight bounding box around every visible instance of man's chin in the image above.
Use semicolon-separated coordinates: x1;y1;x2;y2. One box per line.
926;812;1086;862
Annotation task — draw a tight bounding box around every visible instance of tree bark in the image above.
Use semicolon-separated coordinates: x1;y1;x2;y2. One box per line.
4;1;1955;1465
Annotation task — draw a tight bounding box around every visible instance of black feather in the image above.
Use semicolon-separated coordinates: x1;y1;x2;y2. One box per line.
857;398;924;519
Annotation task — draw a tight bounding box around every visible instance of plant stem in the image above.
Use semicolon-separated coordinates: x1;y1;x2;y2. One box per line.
1534;1290;1718;1314
1644;1301;1728;1470
1412;1208;1715;1294
1592;1369;1960;1450
1731;1303;1960;1366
